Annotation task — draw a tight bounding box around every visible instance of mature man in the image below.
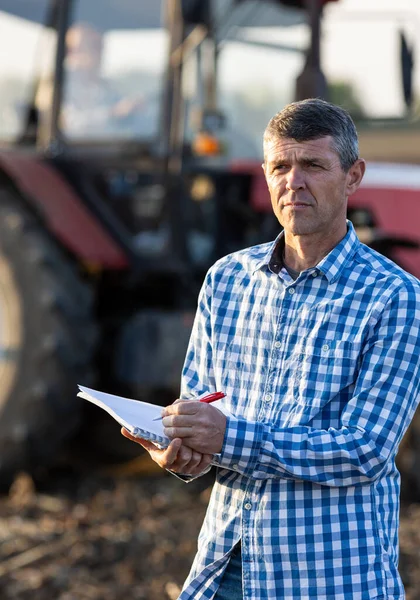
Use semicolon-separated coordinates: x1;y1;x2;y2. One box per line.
123;99;420;599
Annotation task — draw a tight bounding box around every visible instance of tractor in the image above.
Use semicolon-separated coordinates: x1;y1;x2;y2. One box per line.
0;0;312;485
1;0;420;494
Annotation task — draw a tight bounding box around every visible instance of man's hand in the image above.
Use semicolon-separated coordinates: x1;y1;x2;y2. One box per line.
112;96;145;118
162;401;227;454
120;428;212;476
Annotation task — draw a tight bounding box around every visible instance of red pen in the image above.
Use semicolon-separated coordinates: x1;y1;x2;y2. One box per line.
153;391;226;420
195;391;226;403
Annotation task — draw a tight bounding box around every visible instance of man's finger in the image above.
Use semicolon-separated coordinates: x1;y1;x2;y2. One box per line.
164;426;194;439
187;453;213;476
164;401;200;416
190;450;203;468
162;415;194;428
162;438;182;466
169;445;193;472
121;428;180;458
121;429;161;452
121;426;134;439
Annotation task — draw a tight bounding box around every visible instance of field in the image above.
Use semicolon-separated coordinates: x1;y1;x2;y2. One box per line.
0;453;419;599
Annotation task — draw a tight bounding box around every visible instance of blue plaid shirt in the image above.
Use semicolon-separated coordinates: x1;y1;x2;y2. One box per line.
178;222;420;600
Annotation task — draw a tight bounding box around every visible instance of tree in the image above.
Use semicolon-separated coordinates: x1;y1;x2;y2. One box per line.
328;80;365;120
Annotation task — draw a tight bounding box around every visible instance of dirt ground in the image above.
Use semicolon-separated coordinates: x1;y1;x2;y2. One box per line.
0;455;420;600
0;460;210;600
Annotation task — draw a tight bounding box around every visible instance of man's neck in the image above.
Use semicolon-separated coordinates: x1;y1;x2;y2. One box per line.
283;226;347;272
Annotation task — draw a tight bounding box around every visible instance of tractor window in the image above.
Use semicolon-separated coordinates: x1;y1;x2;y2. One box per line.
216;24;307;159
194;0;308;160
0;2;54;142
322;2;418;120
61;0;168;142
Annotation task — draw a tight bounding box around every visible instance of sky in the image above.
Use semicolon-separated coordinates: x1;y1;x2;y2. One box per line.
0;0;420;119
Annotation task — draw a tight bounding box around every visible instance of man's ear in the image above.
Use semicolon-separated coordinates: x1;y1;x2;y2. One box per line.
262;161;269;183
346;158;366;197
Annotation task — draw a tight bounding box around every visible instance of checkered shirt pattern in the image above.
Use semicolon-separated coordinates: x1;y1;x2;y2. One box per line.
177;222;420;600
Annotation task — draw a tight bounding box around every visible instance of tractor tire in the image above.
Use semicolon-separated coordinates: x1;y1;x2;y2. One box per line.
0;188;97;489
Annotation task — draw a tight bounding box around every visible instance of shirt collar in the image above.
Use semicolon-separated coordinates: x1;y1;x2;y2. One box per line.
251;231;284;275
251;220;360;283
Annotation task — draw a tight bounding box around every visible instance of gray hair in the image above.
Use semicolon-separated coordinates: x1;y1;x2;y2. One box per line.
263;98;359;171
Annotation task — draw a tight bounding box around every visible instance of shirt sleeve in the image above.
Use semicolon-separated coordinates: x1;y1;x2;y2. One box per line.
180;269;217;400
214;281;420;486
167;270;217;483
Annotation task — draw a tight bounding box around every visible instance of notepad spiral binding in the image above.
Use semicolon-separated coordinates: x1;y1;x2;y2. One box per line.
132;427;170;447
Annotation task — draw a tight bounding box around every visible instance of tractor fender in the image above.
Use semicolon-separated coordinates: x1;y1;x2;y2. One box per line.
0;151;128;269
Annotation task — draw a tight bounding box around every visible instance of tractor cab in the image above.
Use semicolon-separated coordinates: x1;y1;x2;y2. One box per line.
1;0;165;147
0;0;312;485
1;0;181;273
0;0;312;276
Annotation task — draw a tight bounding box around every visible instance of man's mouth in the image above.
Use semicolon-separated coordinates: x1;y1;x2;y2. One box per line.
283;202;312;209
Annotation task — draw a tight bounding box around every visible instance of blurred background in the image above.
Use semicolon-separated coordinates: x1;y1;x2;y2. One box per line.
0;0;420;597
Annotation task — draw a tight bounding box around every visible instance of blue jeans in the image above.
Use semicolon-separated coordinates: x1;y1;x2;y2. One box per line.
213;544;243;600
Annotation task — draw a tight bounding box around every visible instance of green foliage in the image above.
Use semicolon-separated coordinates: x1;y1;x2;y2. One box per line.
328;80;365;120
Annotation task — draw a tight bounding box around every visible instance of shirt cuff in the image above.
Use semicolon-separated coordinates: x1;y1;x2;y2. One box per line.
166;462;213;482
212;415;265;476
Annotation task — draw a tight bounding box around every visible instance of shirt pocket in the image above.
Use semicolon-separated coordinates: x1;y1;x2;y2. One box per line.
293;337;362;406
214;339;244;391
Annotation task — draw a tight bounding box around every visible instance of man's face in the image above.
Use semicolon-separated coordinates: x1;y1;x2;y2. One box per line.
263;136;363;240
65;26;103;74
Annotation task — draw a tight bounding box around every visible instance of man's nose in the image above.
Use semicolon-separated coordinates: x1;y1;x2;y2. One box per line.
286;166;306;191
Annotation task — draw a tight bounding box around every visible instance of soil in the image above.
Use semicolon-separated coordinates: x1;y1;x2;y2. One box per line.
0;455;419;600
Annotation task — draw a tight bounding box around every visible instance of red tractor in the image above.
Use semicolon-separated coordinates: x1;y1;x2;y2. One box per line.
0;0;309;485
0;0;419;491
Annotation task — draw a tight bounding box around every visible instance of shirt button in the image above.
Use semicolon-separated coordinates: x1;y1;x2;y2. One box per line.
232;463;238;469
288;288;295;295
312;271;318;277
322;344;329;352
274;341;281;349
244;503;252;510
264;393;272;402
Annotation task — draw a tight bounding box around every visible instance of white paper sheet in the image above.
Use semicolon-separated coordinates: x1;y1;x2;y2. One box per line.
77;385;170;446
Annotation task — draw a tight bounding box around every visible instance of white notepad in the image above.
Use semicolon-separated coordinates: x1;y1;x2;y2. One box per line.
78;385;170;447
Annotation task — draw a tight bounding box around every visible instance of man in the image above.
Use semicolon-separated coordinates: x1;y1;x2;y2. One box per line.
123;99;420;599
62;23;146;138
36;22;147;139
